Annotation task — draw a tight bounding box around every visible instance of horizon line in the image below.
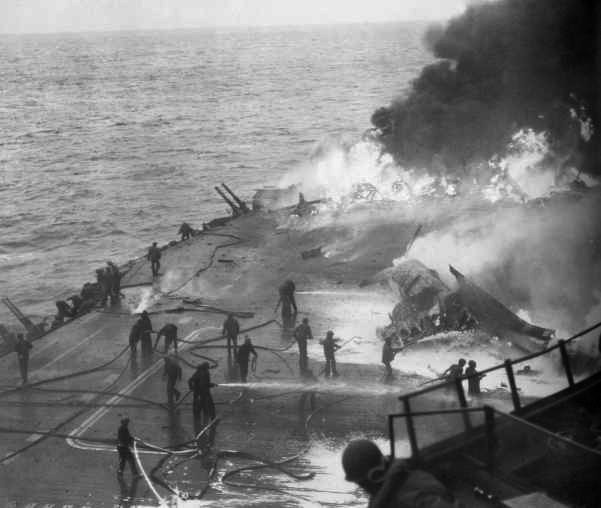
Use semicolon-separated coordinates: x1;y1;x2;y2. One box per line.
0;18;447;37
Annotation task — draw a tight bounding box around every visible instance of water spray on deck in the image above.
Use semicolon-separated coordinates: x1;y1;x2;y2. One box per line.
215;380;414;397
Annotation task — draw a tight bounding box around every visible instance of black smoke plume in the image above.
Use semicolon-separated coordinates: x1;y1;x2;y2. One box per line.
372;0;600;175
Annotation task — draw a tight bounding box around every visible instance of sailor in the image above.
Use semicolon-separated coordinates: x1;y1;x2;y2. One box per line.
320;330;340;378
154;323;178;353
116;418;141;477
147;242;161;277
222;313;240;366
441;358;466;382
96;267;110;306
465;360;484;396
382;336;403;379
107;261;121;303
342;439;458;508
283;279;298;314
236;335;258;383
81;280;98;301
293;317;313;375
104;264;115;304
14;333;32;385
293;192;315;216
276;279;298;321
188;362;217;425
138;311;154;359
129;319;141;354
77;297;96;316
163;355;182;406
50;314;63;329
67;294;83;315
55;300;75;322
178;222;193;241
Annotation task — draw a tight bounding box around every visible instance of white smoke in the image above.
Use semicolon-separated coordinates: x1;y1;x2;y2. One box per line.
403;191;601;333
128;286;161;314
280;132;601;335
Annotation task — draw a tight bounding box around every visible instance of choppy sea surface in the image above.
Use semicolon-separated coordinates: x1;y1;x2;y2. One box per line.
0;23;431;320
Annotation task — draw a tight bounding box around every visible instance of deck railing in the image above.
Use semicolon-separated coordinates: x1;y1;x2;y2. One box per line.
388;405;601;507
388;406;601;506
391;319;601;460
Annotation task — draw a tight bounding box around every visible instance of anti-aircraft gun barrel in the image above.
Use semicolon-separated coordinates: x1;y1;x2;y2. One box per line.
221;183;250;213
214;186;241;216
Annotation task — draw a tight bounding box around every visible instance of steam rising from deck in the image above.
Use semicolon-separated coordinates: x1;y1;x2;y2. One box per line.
279;128;601;343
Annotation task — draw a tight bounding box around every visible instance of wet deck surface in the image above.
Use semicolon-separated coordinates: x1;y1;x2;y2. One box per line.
0;210;527;507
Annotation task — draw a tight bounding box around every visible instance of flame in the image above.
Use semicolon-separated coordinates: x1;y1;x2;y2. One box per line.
281;128;597;211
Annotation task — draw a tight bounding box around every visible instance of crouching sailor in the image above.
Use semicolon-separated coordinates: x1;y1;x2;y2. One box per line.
179;222;194;241
342;439;461;507
154;323;178;354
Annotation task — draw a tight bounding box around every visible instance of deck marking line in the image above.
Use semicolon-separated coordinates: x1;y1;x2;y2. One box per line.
30;312;97;357
30;327;107;381
65;329;200;453
1;453;15;465
25;432;45;443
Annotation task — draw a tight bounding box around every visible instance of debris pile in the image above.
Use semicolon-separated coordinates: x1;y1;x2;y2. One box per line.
377;260;554;353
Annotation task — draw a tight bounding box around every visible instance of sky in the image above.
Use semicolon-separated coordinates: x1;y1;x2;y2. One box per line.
1;0;467;34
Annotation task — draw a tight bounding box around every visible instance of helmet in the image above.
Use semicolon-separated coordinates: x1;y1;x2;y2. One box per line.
342;440;383;481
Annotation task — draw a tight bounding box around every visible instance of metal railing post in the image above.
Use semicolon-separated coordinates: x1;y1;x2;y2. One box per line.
484;405;496;472
454;377;472;430
558;339;575;387
504;359;521;411
402;397;419;461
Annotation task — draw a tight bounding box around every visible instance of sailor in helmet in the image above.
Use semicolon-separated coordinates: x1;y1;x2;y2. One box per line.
342;439;458;507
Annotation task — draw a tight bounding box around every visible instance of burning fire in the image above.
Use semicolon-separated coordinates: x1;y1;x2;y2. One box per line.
282;130;597;207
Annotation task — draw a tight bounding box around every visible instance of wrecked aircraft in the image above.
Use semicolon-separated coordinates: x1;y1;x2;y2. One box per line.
372;260;554;353
449;265;554;352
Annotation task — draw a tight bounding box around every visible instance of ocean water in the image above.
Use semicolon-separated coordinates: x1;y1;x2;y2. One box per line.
0;23;432;320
